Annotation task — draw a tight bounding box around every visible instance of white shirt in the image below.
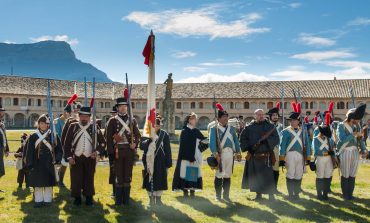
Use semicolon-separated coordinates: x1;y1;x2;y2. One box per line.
74;127;93;157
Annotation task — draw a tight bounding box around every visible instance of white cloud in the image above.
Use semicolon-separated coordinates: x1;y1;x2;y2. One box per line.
347;17;370;26
176;72;270;83
3;40;16;44
297;33;336;47
124;6;270;39
172;51;197;58
30;35;79;45
183;66;207;72
291;50;355;62
288;3;302;8
198;62;247;67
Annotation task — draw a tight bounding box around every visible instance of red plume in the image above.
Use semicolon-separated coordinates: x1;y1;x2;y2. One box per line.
123;88;129;99
304;116;309;123
291;102;297;112
216;103;224;111
67;94;78;105
276;102;281;110
328;102;334;113
90;98;95;108
314;116;318;123
297;103;301;114
325;113;331;126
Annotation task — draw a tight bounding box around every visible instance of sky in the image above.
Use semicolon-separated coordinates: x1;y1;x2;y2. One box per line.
1;0;370;83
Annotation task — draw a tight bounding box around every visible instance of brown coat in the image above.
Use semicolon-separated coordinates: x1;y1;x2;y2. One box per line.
61;117;79;146
105;114;141;155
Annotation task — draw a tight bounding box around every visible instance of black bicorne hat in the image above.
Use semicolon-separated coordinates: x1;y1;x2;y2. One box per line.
78;106;91;115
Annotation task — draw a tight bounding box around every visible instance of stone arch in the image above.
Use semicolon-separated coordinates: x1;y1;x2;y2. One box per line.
14;113;26;128
197;116;210;130
28;113;40;128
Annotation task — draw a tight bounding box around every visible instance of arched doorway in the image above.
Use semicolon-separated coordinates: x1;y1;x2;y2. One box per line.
28;113;40;128
4;113;11;127
14;113;26;128
197;116;210;130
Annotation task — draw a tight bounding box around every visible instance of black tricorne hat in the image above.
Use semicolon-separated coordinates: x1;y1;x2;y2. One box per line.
347;103;366;120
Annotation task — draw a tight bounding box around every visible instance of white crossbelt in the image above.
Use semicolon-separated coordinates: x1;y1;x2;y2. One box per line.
72;124;92;146
338;122;354;155
35;129;53;152
286;127;302;152
115;115;131;137
316;136;329;151
219;125;235;150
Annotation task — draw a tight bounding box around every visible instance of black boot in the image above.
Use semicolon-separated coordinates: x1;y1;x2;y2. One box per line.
214;177;222;201
273;171;281;194
115;187;123;205
111;184;115;198
254;193;262;201
269;194;275;201
73;196;82;206
322;178;330;200
286;178;294;200
123;186;131;205
348;177;356;200
183;190;189;198
18;183;22;189
223;178;231;203
316;178;323;200
190;190;195;199
341;177;349;200
294;179;302;199
85;196;93;206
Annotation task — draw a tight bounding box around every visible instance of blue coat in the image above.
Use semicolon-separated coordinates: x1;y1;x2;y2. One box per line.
313;136;334;157
279;126;312;157
336;122;366;153
209;125;240;155
54;116;66;139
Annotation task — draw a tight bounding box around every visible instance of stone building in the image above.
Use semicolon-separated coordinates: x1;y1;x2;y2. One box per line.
0;75;369;129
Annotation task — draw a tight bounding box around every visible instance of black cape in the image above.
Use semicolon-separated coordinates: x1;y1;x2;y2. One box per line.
24;131;63;187
141;129;172;191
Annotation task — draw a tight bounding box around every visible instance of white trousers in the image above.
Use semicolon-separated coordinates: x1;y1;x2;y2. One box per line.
215;147;234;179
273;146;279;171
285;151;304;180
315;156;333;178
147;190;163;197
339;146;360;178
34;187;53;203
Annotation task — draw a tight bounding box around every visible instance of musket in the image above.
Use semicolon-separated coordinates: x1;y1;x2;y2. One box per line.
213;94;222;172
348;86;363;148
91;77;97;153
84;77;88;107
125;73;134;146
281;87;285;129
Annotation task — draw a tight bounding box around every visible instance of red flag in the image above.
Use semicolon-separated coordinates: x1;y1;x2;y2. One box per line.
142;31;154;66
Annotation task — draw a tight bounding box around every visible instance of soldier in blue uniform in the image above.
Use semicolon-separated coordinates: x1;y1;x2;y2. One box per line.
209;103;241;202
312;114;335;200
279;110;312;200
336;103;368;200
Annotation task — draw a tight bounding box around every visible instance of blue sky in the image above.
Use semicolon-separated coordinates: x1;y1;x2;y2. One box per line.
1;0;370;83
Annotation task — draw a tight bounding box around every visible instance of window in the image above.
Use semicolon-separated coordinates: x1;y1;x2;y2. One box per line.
176;102;182;109
13;98;19;106
250;102;258;110
20;98;26;106
28;98;33;106
190;102;196;109
244;102;249;109
142;102;147;110
229;102;234;109
310;101;317;109
156;102;160;109
132;102;135;109
302;102;309;109
259;102;266;109
136;102;142;109
51;100;54;107
267;102;274;109
63;101;67;107
205;102;212;109
100;102;104;108
284;102;288;109
198;102;204;109
0;97;2;106
58;100;63;107
37;99;42;107
105;102;110;108
337;101;345;109
4;98;11;106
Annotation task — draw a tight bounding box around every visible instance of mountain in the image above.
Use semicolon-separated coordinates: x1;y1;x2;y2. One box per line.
0;41;111;82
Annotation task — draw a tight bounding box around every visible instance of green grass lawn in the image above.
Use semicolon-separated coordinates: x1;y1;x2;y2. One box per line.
1;130;369;222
